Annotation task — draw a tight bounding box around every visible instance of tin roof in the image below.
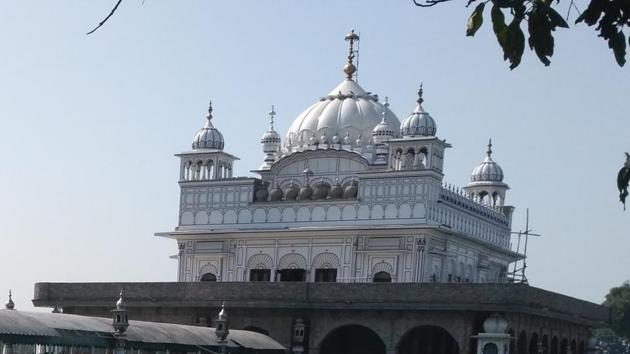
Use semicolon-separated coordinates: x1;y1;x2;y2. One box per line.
0;310;284;353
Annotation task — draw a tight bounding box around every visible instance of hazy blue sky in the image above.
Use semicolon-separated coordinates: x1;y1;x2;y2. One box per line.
0;1;628;310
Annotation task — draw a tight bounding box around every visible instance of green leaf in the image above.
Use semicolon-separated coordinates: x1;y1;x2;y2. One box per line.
575;0;604;25
609;31;627;66
504;17;525;69
527;8;554;66
467;2;486;37
491;5;508;48
547;7;569;28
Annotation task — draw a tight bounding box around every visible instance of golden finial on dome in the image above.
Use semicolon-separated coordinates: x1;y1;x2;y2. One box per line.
487;138;493;157
343;29;359;80
417;83;424;105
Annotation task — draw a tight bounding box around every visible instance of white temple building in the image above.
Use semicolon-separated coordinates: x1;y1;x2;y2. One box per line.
157;30;519;285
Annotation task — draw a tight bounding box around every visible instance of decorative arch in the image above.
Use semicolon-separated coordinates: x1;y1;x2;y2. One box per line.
198;263;218;280
247;253;274;269
312;252;340;269
278;253;307;269
371;261;394;275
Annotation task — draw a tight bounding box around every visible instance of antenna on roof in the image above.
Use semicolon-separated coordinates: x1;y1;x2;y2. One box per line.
509;208;541;284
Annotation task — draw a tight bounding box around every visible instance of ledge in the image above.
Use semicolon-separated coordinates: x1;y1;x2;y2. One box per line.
33;282;608;326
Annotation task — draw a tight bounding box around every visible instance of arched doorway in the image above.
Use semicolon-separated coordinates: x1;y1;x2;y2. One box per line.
507;329;516;354
373;271;392;282
483;343;499;354
200;273;217;281
551;336;559;354
398;325;458;354
517;331;527;354
320;325;385;354
529;333;539;354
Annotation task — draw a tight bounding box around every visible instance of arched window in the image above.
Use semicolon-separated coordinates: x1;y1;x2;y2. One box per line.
483;343;498;354
373;271;392;282
200;273;217;282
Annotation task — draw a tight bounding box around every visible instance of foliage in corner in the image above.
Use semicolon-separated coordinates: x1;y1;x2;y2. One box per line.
605;281;630;339
414;0;629;68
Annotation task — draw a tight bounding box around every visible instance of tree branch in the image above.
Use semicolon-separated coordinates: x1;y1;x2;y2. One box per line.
413;0;453;8
87;0;123;35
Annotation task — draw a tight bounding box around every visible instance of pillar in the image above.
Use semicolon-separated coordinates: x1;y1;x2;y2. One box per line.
2;343;13;354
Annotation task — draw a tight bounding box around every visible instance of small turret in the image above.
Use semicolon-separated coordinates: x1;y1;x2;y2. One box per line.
5;290;15;310
214;302;229;343
112;290;129;336
260;105;282;170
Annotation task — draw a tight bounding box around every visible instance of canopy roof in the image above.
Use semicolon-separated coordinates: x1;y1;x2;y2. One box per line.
0;310;284;353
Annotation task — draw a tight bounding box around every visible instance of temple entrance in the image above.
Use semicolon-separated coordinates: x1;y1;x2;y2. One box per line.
319;325;385;354
397;325;458;354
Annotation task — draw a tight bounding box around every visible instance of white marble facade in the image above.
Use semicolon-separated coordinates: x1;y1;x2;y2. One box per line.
157;32;518;285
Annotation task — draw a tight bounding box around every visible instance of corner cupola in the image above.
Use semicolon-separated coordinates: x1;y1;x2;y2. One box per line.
400;85;437;138
192;101;224;150
260;105;282;169
463;139;509;207
471;139;504;182
179;100;239;181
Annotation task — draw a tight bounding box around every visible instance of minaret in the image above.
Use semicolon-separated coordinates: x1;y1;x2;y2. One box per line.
260;105;282;170
112;290;129;336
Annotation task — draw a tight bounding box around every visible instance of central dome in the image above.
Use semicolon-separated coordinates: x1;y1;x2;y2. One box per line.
285;79;400;151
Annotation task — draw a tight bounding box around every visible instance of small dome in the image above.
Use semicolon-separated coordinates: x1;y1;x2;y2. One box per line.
471;140;504;182
482;313;508;333
313;179;331;200
193;101;225;150
297;185;313;200
269;185;284;201
343;181;358;199
261;130;281;144
373;111;395;144
400;86;437;138
261;105;281;145
328;181;344;199
284;183;299;200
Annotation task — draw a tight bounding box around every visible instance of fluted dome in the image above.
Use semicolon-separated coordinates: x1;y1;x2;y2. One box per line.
285;183;299;200
328;182;344;199
269;185;284;201
401;86;437;138
261;130;281;144
343;181;358;199
297;185;313;200
261;106;281;144
285;79;400;152
192;102;224;150
471;140;504;182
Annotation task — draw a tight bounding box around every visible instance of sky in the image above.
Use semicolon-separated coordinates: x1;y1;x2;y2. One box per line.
0;1;628;311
